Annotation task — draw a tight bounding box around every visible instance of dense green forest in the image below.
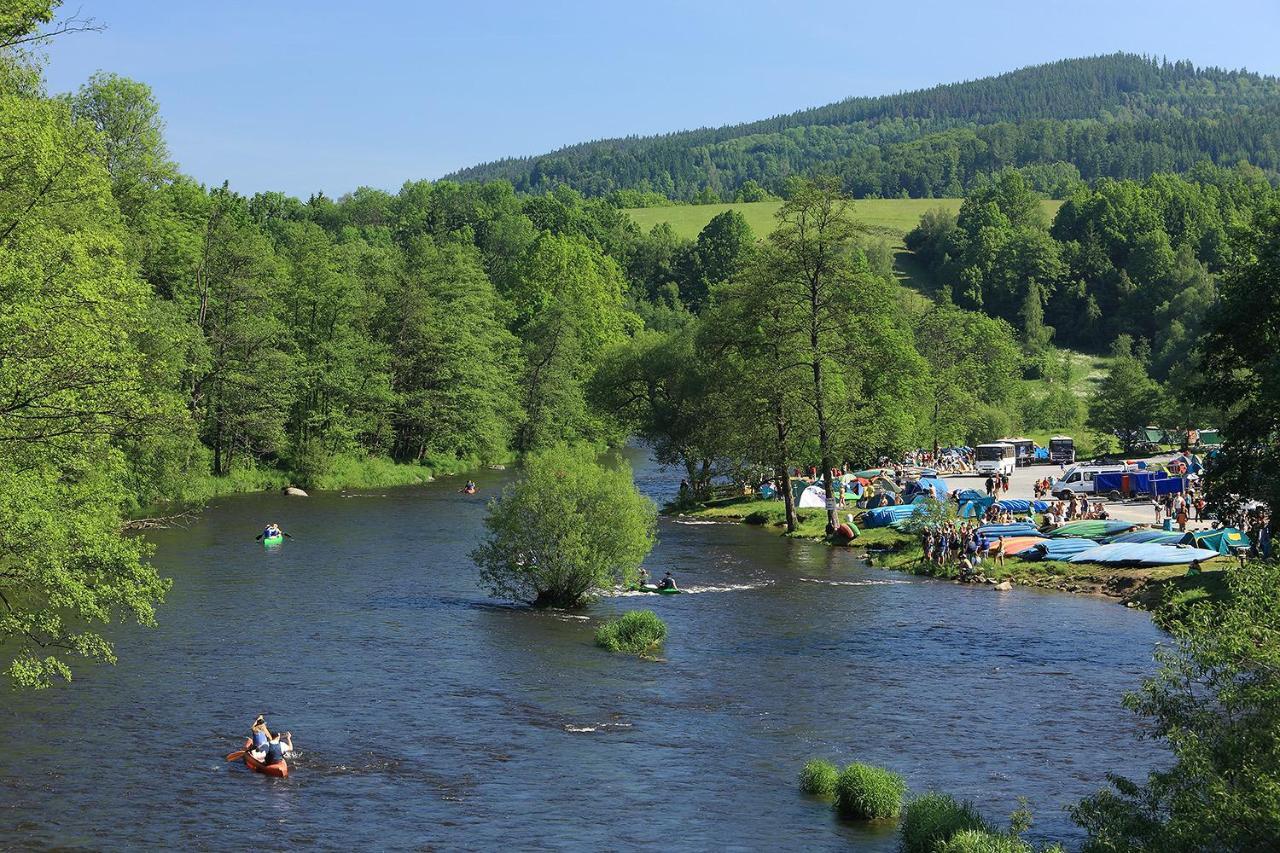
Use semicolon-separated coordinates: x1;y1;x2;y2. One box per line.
447;54;1280;201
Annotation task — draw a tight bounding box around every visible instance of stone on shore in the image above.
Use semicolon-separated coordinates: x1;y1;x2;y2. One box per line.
283;486;309;497
993;580;1013;591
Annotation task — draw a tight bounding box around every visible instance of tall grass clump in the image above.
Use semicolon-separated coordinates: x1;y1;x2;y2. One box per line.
595;610;667;654
834;762;907;820
798;759;839;799
937;829;1031;853
901;792;990;853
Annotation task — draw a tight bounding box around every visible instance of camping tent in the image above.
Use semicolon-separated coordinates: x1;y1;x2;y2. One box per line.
798;485;827;509
1189;527;1249;555
906;477;950;500
955;488;986;503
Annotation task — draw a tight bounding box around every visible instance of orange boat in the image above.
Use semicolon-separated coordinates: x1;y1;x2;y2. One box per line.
242;738;288;778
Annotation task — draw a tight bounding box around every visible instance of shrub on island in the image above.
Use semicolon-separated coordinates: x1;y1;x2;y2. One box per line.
901;792;990;853
595;610;667;655
798;759;839;799
834;762;908;820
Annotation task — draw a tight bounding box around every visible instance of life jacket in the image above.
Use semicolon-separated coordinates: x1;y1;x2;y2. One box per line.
264;741;285;765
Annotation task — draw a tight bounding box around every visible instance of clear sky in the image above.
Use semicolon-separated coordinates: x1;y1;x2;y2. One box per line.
38;0;1280;199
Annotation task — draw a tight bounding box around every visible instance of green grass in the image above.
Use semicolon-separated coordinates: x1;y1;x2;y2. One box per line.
900;793;992;853
799;759;840;799
595;609;667;655
625;199;1062;242
625;198;1063;299
937;829;1036;853
835;763;908;820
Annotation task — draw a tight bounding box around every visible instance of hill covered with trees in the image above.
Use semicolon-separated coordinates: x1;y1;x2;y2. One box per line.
445;54;1280;201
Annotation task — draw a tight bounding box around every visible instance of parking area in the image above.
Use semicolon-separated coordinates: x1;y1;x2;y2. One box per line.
949;455;1212;531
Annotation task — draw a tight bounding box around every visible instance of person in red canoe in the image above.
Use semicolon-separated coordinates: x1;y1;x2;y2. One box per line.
248;716;293;766
250;714;271;750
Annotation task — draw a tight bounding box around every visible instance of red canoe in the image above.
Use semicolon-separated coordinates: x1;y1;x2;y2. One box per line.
242;738;288;778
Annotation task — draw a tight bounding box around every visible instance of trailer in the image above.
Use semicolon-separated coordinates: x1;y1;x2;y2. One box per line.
1094;470;1187;501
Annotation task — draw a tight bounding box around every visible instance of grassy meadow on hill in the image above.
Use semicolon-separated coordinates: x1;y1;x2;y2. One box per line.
624;198;1063;243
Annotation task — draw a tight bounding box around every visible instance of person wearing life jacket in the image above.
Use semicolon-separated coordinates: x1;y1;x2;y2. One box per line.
658;571;678;591
250;714;271;750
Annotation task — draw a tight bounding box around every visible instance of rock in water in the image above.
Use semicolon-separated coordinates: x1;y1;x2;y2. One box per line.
993;580;1013;591
283;486;309;497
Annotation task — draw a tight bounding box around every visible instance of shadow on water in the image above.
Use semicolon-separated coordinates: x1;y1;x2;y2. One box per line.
0;445;1165;850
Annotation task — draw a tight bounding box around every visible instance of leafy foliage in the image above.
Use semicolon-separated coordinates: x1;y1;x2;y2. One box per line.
1070;560;1280;852
471;447;657;608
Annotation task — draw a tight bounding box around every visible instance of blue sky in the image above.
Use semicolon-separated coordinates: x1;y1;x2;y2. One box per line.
40;0;1280;199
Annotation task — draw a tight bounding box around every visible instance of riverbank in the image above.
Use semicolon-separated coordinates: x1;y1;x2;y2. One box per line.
677;497;1229;613
130;451;508;520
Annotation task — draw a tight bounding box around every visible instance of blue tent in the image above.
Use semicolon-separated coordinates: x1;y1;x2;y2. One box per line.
1068;543;1222;566
958;498;996;518
906;477;950;500
955;488;986;502
1022;538;1099;561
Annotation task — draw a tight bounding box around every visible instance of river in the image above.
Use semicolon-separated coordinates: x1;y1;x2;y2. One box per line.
0;448;1162;850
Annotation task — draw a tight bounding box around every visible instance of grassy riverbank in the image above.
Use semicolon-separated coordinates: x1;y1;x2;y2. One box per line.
133;452;505;519
677;496;1230;610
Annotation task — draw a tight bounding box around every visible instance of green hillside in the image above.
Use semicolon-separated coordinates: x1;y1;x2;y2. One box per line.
624;198;1063;242
448;54;1280;201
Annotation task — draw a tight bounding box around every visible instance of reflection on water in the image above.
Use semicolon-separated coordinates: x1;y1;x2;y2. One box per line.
1;448;1162;850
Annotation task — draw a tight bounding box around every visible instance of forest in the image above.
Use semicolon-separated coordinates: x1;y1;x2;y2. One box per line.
448;54;1280;201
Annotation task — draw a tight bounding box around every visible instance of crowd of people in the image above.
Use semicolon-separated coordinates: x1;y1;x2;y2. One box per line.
917;521;1018;580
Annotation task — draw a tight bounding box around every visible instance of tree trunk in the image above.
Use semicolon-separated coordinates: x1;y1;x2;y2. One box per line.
774;400;798;533
778;464;798;534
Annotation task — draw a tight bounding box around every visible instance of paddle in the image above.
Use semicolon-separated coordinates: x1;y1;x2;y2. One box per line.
226;747;248;762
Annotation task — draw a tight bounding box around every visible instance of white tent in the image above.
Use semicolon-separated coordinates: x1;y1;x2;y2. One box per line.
798;485;827;509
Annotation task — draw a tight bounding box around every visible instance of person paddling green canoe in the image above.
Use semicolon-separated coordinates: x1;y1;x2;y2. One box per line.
256;523;292;545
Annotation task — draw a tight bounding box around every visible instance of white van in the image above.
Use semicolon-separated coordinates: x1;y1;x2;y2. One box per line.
974;442;1016;477
1050;462;1136;499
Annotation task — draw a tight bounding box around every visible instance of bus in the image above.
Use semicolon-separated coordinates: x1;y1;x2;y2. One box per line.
999;437;1036;466
974;442;1016;477
1049;435;1075;465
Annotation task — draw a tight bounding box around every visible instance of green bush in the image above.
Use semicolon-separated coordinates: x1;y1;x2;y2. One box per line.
901;793;990;853
595;610;667;654
798;759;839;799
937;829;1030;853
834;763;907;820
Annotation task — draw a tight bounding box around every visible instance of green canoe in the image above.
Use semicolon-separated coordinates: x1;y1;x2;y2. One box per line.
262;533;283;547
628;584;682;595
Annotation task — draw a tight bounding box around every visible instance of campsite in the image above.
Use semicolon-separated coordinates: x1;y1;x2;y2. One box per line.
687;439;1255;606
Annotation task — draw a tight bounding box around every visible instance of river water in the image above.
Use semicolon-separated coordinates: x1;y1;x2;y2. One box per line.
0;448;1162;851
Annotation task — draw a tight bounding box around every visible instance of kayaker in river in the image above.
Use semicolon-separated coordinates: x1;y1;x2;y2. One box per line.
636;566;651;588
461;481;478;495
658;571;678;591
258;523;289;541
